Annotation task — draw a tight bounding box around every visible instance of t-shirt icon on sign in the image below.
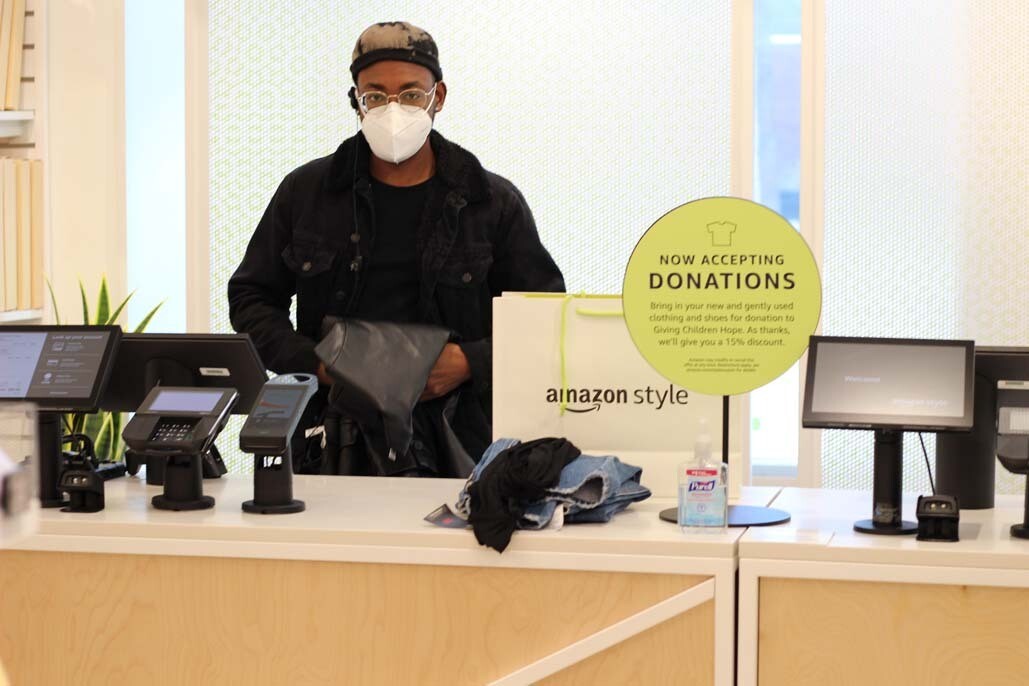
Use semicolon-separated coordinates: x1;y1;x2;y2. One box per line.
707;221;736;247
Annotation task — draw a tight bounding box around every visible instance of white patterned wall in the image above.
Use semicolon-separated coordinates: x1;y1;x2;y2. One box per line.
822;1;1029;493
208;1;734;470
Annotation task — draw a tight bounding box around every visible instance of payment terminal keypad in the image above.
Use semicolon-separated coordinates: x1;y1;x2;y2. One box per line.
148;418;199;445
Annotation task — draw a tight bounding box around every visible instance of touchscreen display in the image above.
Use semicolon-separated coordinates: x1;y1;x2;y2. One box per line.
0;331;112;401
251;388;304;420
148;389;225;414
810;342;967;418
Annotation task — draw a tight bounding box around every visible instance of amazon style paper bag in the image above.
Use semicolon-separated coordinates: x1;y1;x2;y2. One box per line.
492;293;743;498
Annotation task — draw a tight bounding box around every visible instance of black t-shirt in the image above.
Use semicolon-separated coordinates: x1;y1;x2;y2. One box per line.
351;177;432;322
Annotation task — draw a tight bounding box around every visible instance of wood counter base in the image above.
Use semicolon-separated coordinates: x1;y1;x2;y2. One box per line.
0;550;715;685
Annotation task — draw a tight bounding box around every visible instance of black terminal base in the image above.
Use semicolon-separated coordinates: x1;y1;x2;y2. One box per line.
854;518;918;535
62;490;104;513
1011;524;1029;539
142;446;224;485
658;505;791;527
152;494;214;511
242;499;305;515
242;451;304;515
151;453;214;511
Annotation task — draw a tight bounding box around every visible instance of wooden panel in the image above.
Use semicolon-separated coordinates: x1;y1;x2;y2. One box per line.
542;600;714;685
21;14;35;46
0;551;711;686
14;79;32;110
19;46;32;79
758;578;1029;685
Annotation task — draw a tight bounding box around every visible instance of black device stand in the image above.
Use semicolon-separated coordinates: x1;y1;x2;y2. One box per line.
242;447;304;514
37;412;66;508
141;447;223;487
151;453;214;511
139;358;227;484
1011;482;1029;539
1001;442;1029;539
854;429;917;535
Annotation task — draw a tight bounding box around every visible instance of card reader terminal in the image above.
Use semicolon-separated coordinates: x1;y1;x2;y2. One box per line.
239;374;318;456
122;386;238;510
239;374;318;514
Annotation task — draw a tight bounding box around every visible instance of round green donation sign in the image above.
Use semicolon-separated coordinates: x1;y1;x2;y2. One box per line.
622;197;822;396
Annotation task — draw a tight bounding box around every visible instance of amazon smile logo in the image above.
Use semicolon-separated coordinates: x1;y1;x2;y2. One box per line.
545;384;689;413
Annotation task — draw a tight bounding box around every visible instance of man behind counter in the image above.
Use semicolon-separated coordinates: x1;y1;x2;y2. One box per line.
228;21;565;476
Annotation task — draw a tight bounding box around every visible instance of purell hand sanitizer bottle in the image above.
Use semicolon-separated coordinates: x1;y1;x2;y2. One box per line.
679;419;728;533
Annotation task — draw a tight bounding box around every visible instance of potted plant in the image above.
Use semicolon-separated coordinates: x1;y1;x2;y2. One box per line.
47;277;163;463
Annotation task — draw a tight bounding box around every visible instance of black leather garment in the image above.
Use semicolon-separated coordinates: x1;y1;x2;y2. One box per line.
315;319;475;477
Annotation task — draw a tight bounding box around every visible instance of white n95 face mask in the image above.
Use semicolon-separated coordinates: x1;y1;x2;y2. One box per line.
360;97;435;164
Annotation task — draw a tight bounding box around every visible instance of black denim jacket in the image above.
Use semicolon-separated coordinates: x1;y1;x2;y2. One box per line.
227;131;565;459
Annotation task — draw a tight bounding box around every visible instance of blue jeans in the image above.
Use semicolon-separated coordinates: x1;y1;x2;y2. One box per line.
457;439;651;529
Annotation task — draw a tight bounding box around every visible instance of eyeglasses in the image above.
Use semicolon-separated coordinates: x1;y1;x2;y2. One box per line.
357;84;437;112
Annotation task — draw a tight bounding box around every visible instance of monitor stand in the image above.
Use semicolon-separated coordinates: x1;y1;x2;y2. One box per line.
854;428;917;535
1011;480;1029;539
37;412;67;508
997;436;1029;539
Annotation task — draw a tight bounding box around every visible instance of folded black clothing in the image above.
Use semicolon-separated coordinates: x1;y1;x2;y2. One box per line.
467;437;581;552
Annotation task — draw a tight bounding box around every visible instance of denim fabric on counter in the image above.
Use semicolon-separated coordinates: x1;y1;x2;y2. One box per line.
456;438;651;529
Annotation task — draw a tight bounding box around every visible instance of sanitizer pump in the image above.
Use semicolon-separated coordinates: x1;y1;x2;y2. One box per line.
678;419;728;532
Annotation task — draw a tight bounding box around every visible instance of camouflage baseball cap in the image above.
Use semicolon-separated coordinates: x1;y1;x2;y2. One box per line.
350;22;442;82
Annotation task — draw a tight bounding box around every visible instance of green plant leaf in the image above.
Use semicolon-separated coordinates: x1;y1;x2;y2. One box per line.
93;414;114;463
46;277;61;325
95;277;110;326
82;412;104;445
78;280;90;326
133;300;165;333
111;412;123;462
71;412;86;437
106;289;135;326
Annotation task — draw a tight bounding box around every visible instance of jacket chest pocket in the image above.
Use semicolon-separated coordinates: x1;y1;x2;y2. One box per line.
282;235;340;333
435;250;493;339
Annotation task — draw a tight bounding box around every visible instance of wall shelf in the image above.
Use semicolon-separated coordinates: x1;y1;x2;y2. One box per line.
0;308;42;323
0;110;34;138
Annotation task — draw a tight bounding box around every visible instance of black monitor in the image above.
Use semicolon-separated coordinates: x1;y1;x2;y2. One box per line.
937;346;1029;512
0;325;123;507
101;333;268;414
803;336;975;535
0;325;122;412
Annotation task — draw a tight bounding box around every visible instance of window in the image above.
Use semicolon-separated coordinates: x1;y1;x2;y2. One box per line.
748;0;802;481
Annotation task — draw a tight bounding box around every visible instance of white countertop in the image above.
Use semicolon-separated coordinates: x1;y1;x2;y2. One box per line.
11;474;779;574
740;487;1029;571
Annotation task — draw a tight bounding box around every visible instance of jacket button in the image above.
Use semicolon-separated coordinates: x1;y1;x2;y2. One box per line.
350;233;360;243
462;272;472;283
302;261;312;272
335;290;346;301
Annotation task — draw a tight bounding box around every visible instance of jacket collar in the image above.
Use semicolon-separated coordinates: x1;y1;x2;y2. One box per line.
325;130;489;203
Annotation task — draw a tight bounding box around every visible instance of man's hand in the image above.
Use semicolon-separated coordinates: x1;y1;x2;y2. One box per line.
421;343;471;401
317;362;335;386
